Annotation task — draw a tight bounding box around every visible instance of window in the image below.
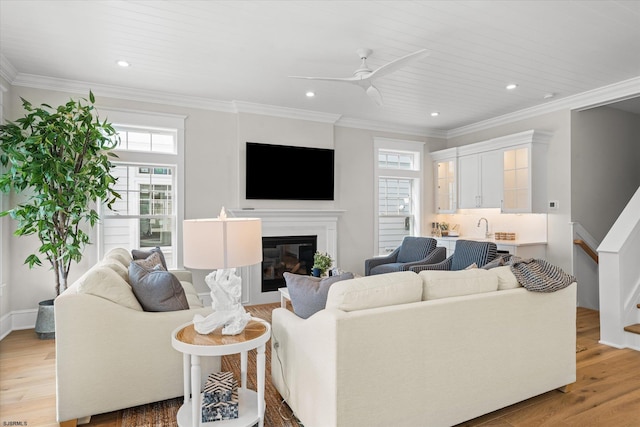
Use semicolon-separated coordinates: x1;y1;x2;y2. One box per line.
116;126;177;154
98;109;185;268
374;138;424;255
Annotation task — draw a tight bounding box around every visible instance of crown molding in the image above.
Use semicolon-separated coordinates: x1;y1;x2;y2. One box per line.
0;54;18;83
336;116;447;139
447;76;640;138
10;73;237;113
232;100;341;124
2;62;444;135
4;54;637;140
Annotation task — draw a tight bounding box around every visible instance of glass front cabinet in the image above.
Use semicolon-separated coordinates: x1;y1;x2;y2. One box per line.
432;148;457;213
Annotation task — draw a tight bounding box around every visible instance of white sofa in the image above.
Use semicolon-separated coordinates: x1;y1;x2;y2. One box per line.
55;248;220;426
271;268;577;427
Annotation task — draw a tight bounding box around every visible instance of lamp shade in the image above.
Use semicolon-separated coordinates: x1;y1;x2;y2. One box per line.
183;217;262;270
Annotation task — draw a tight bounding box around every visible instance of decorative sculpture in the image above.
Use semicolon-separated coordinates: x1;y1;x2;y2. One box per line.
193;268;252;335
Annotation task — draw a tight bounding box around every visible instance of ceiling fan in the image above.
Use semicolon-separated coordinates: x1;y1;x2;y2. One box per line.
289;48;430;106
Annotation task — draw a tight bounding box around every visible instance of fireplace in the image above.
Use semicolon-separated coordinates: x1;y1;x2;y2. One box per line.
228;209;342;305
261;235;317;292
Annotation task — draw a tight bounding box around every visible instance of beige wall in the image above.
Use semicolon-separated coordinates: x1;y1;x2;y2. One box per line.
571;106;640;242
2;85;441;313
0;75;12;328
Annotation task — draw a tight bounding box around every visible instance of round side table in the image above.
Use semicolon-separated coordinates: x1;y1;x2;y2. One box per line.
171;318;271;427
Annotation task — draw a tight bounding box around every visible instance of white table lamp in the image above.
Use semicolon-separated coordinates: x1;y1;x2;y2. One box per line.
183;207;262;335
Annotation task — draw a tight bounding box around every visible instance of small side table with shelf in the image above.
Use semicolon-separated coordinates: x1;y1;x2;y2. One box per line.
171;318;271;427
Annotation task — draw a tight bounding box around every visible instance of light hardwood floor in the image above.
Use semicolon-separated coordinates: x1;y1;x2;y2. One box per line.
1;307;640;426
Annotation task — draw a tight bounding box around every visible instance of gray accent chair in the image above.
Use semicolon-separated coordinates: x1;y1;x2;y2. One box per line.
410;239;497;272
365;236;446;276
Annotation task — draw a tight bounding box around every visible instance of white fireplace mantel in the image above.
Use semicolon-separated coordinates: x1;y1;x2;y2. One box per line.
229;208;345;305
229;208;345;219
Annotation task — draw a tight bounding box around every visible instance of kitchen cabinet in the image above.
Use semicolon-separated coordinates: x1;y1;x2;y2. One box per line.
501;138;549;213
432;148;457;213
435;238;457;257
429;130;552;213
458;150;503;209
437;238;546;260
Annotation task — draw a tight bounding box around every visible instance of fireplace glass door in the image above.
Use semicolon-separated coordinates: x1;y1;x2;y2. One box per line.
262;235;317;292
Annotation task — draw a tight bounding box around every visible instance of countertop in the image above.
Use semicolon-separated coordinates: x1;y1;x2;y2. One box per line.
434;236;547;247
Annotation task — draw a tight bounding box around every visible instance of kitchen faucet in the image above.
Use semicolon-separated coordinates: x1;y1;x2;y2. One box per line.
477;217;490;238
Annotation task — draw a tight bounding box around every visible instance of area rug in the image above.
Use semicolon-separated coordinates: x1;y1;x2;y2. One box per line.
120;398;181;426
118;303;302;427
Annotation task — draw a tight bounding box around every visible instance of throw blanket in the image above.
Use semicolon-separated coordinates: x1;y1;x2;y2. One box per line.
508;257;576;292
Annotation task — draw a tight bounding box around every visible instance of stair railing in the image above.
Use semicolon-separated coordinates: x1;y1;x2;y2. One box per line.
574;239;599;263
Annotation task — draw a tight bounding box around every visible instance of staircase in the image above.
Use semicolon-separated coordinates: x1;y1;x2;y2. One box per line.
623;304;640;335
598;186;640;351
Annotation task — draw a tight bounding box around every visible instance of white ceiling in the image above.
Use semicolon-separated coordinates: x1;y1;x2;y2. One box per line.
1;0;639;135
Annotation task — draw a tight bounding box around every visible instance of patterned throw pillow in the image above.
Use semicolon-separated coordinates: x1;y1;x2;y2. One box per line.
132;246;168;270
132;251;165;271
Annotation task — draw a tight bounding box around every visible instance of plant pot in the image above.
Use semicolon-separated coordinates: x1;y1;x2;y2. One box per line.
311;268;322;277
34;299;55;340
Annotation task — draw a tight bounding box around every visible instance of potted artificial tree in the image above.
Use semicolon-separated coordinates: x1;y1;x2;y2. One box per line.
0;92;121;338
312;251;333;277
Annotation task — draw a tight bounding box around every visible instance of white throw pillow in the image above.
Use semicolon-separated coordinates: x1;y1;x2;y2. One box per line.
419;269;499;300
98;260;130;284
492;266;521;290
77;266;143;311
102;248;132;268
325;271;422;312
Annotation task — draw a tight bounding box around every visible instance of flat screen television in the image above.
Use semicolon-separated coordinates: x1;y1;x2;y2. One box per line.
246;142;335;200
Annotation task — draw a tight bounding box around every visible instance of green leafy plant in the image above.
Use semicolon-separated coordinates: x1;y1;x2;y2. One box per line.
312;251;333;275
0;92;121;296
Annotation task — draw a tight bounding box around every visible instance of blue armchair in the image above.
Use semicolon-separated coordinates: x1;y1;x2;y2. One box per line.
365;236;446;276
410;240;497;272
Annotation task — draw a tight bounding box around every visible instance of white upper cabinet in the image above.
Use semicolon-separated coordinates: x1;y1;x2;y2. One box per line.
458;150;503;209
501;139;549;213
430;130;552;213
432;148;457;213
503;146;530;212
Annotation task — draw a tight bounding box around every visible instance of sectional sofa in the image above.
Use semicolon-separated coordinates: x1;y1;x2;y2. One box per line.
271;269;577;427
55;248;219;425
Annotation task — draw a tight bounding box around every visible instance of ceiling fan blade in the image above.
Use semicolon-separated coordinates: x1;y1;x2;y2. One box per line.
368;49;430;80
366;84;383;106
288;75;360;83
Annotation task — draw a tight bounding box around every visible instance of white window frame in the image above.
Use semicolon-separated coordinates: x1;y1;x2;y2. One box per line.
97;108;186;267
373;137;425;256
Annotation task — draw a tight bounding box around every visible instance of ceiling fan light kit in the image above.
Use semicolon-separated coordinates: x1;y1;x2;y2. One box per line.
289;48;430;106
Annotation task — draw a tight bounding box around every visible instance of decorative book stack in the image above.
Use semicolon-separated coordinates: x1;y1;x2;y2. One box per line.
202;371;239;422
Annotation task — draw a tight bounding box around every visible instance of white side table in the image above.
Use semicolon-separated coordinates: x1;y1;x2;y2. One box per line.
278;287;290;308
171;318;271;427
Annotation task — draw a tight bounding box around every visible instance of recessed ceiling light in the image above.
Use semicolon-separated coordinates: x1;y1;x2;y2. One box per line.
430;112;440;117
506;83;518;90
305;91;315;98
116;60;130;67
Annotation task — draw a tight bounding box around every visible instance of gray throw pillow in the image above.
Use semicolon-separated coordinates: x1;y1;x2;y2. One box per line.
128;258;189;312
284;272;354;319
132;246;168;270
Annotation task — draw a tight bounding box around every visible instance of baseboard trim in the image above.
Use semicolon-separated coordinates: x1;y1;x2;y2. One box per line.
0;308;37;341
598;339;626;349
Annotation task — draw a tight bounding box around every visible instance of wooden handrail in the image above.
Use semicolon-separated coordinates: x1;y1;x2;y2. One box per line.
574;239;599;264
